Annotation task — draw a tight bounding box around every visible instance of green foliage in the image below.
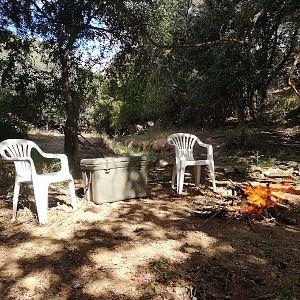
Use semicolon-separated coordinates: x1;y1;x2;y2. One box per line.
0;0;299;140
0;158;15;188
99;50;153;133
0;113;28;141
0;36;66;127
151;257;179;283
100;133;157;161
90;98;114;134
30;148;61;174
267;94;299;124
278;281;298;300
105;0;299;130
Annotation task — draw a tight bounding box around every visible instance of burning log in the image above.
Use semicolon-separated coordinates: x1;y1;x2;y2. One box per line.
192;180;298;229
226;181;298;226
227;181;290;215
241;183;278;215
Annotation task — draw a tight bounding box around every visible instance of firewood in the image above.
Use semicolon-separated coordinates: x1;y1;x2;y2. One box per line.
192;210;215;218
247;215;257;232
198;210;223;227
252;293;276;300
224;213;239;226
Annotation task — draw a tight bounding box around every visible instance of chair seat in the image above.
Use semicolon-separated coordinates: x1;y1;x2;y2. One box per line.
38;171;72;182
184;159;209;166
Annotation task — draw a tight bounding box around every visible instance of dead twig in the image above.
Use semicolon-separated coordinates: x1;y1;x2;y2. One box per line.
224;212;239;227
198;209;223;227
252;293;276;300
284;225;300;232
247;215;257;232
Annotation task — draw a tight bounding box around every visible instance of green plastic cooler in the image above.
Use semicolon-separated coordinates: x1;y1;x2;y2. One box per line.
80;156;148;204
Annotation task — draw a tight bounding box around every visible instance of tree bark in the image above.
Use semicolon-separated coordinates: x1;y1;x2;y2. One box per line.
287;51;300;100
61;49;79;172
234;95;247;145
258;87;268;124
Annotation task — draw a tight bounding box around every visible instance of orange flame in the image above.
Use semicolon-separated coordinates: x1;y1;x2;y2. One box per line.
242;185;281;215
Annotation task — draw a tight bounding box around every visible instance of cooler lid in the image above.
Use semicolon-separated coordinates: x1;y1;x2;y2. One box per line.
80;156;148;170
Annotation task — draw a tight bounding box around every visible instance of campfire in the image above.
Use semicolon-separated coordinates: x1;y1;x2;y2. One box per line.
232;183;285;216
193;180;298;229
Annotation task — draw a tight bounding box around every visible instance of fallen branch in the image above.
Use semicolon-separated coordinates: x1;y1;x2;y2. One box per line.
247;215;257;232
198;209;223;227
252;293;276;300
224;212;240;227
287;51;300;99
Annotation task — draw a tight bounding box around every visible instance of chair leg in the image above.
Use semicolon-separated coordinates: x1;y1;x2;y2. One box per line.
177;164;185;194
209;161;217;192
195;165;201;186
68;180;77;209
171;164;176;189
12;182;21;221
33;182;49;225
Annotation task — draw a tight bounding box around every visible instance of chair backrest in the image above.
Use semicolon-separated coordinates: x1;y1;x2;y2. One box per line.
0;139;38;178
167;133;198;160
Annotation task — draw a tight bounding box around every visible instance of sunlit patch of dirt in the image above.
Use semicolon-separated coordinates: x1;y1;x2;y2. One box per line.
0;128;299;299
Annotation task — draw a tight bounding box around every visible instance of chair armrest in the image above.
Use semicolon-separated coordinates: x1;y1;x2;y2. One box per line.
45;153;69;172
206;144;214;160
36;149;70;172
196;139;210;149
196;140;214;160
1;156;31;162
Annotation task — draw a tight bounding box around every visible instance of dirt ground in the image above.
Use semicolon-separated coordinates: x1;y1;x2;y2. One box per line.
0;126;299;300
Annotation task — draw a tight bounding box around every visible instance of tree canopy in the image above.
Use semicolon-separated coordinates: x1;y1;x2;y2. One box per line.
0;0;299;169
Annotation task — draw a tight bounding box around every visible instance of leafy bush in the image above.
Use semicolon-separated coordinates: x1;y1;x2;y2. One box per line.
224;128;250;150
0;113;28;142
89;98;114;135
0;158;15;188
267;94;299;124
90;98;147;135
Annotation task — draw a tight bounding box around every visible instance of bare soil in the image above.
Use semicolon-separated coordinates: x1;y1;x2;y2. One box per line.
0;126;299;300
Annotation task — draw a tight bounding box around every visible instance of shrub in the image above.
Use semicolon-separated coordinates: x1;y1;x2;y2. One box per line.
0;158;15;188
0;113;28;142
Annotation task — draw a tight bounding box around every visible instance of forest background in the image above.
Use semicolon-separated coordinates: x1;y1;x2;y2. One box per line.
0;0;299;170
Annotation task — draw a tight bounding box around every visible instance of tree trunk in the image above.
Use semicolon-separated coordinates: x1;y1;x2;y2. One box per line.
258;87;268;124
61;49;79;172
234;96;247;146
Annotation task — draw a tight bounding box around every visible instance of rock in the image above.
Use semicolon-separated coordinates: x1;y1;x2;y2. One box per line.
224;166;235;173
234;165;247;174
263;167;294;177
158;159;171;167
20;276;39;290
215;166;225;172
248;166;263;173
128;124;144;134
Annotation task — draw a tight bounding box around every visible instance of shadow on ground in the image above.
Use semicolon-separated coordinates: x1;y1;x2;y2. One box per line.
0;126;299;299
0;163;299;299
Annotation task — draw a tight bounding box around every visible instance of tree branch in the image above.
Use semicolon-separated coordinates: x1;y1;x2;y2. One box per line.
287;51;300;99
85;24;113;35
146;31;245;49
30;0;54;23
267;27;300;86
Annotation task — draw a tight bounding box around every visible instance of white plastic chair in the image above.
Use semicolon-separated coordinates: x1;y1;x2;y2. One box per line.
167;133;217;194
0;139;77;224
